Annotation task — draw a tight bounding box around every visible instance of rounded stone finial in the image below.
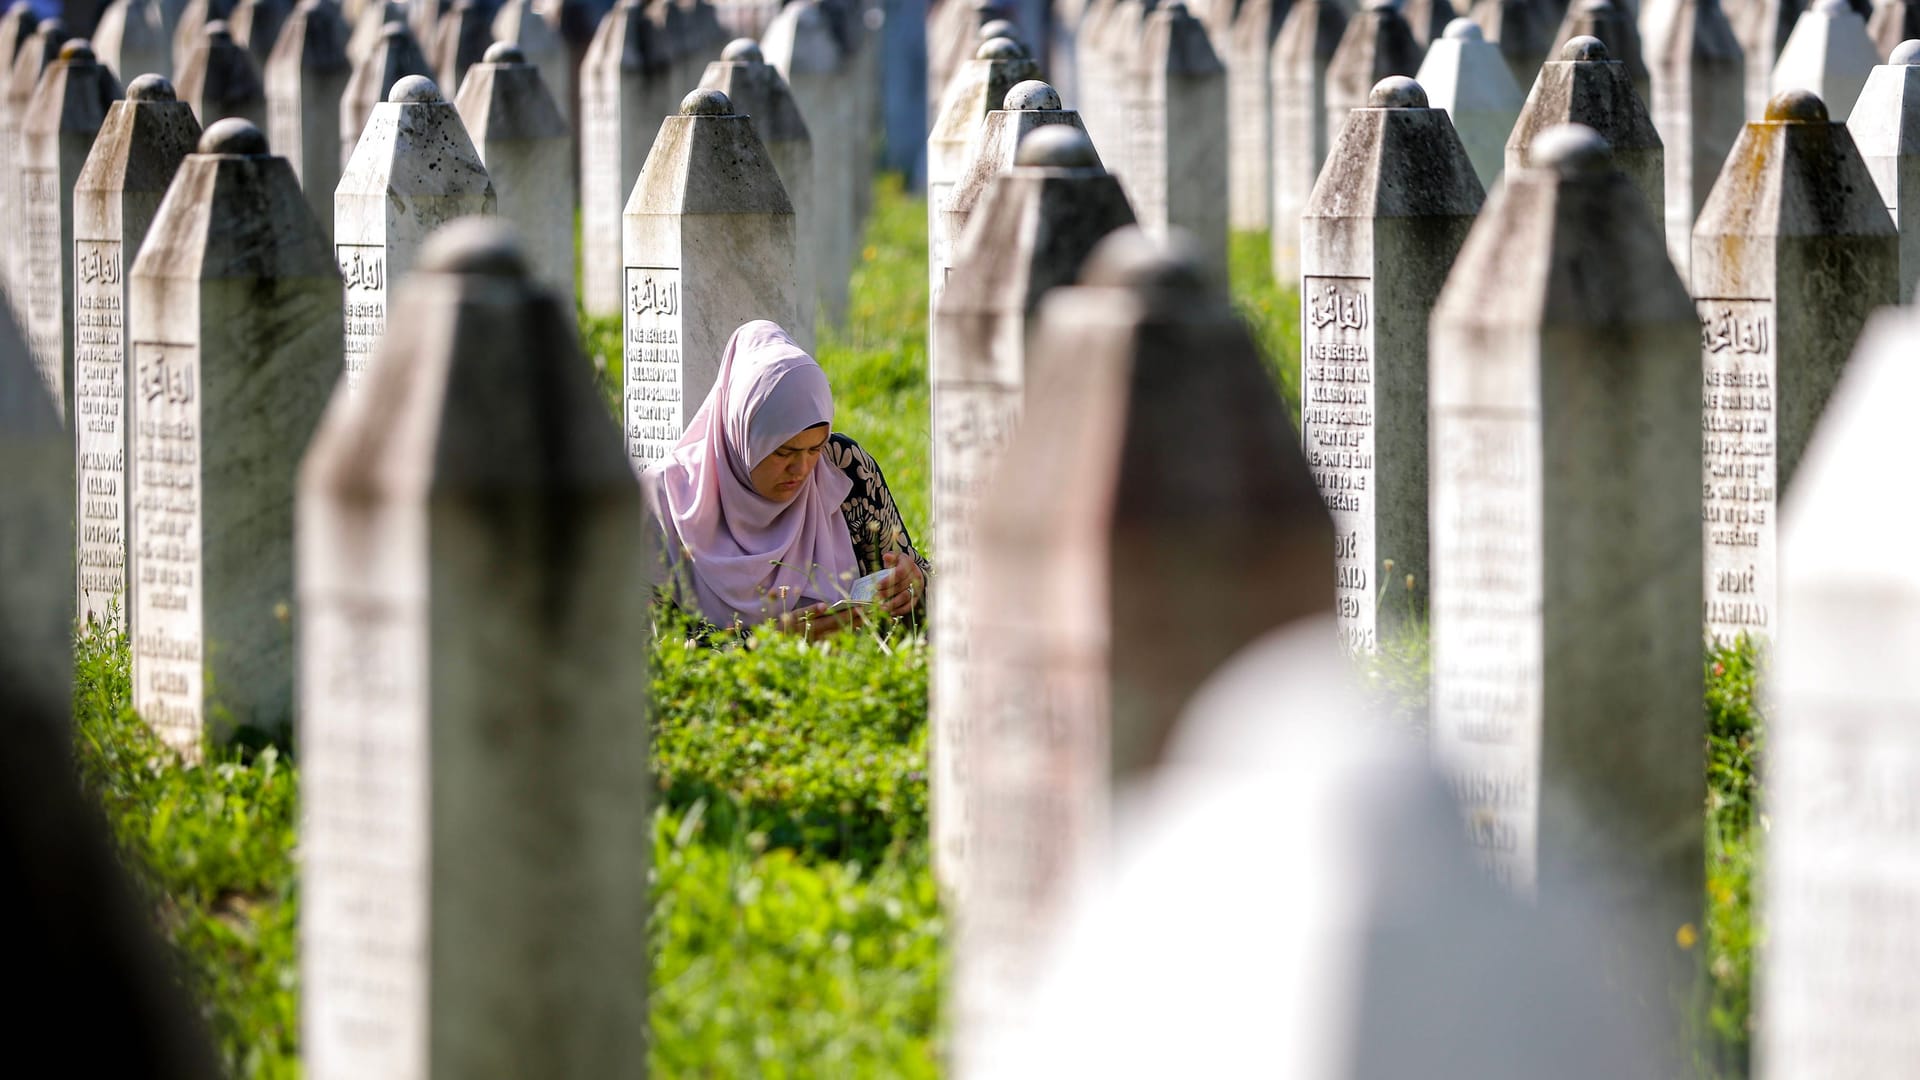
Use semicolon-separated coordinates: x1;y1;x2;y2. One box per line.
1003;79;1060;110
483;41;525;63
722;37;763;62
1529;123;1612;178
1765;87;1830;122
1889;38;1920;64
1080;227;1210;294
1015;124;1098;167
389;74;442;102
199;117;269;155
127;73;176;101
1369;75;1427;107
1442;17;1483;41
680;87;732;115
976;35;1027;60
1813;0;1850;14
1560;34;1608;61
977;17;1020;42
418;217;530;278
58;37;92;61
205;19;231;40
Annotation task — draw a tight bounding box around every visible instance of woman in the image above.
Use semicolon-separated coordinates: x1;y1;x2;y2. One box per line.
644;320;930;637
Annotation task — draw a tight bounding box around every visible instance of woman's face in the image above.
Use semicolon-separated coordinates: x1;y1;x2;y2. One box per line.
749;423;830;502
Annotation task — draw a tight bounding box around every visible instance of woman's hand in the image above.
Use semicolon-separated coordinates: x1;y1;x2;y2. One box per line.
875;552;925;618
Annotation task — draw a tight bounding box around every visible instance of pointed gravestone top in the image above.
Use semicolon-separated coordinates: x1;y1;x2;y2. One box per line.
1506;35;1664;211
1772;0;1879;117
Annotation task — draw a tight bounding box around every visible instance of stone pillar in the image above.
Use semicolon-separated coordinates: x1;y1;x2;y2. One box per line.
1644;0;1743;277
941;80;1095;287
428;0;487;93
928;37;1038;317
1417;18;1525;186
1762;303;1920;1080
1691;88;1897;644
230;0;294;67
21;39;120;425
1868;1;1920;57
957;224;1332;1077
698;38;815;348
0;304;70;719
881;0;928;181
456;43;571;299
621;88;798;471
346;0;404;67
1270;0;1347;282
1772;0;1880;117
1429;123;1700;1071
93;0;170;83
177;21;267;128
265;0;350;241
577;0;671;318
340;20;432;163
1469;0;1556;93
127;118;341;757
765;0;856;328
1226;0;1285;232
1731;0;1805;121
930;124;1134;894
1507;37;1664;218
6;20;72;323
1302;75;1482;654
1549;0;1648;103
169;0;210;76
72;73;198;628
1129;2;1228;280
336;75;494;390
1848;40;1920;299
1326;0;1425;161
491;0;571;129
298;218;650;1080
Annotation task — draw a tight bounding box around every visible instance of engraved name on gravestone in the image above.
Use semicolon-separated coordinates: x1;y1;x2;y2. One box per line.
131;337;204;749
1698;299;1776;640
623;264;682;469
1302;276;1377;648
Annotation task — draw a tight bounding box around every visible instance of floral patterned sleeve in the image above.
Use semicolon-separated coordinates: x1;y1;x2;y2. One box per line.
825;434;932;615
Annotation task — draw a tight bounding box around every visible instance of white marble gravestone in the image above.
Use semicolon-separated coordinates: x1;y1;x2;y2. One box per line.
927;36;1040;307
128;118;341;756
335;74;494;390
763;0;854;328
177;21;267;128
0;299;71;719
339;20;432;167
1417;18;1526;186
1270;0;1348;282
1644;0;1745;276
1847;39;1919;298
1429;123;1700;1071
265;0;351;241
298;218;650;1080
1128;2;1229;280
1301;76;1483;654
72;73;198;626
93;0;170;83
1773;0;1879;118
1508;36;1665;218
577;0;674;318
1691;88;1897;644
930;124;1135;894
490;0;570;128
6;20;71;323
454;43;571;298
1762;303;1920;1080
1226;0;1286;231
621;88;798;471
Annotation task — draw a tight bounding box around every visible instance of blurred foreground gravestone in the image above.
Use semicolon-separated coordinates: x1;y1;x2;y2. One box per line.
300;218;651;1080
1429;123;1700;1071
456;43;572;299
1416;18;1524;187
128;118;340;757
1507;36;1664;219
265;0;352;240
73;73;199;627
1643;0;1744;277
1848;40;1920;299
955;226;1333;1078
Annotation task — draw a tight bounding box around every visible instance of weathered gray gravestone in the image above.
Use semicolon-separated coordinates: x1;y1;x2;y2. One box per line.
1731;0;1805;120
930;124;1134;894
1644;0;1744;277
765;0;855;328
72;74;199;628
265;0;351;241
1691;88;1898;644
455;43;572;298
1270;0;1347;282
956;225;1333;1077
1428;123;1701;1072
927;37;1039;311
1322;0;1424;220
491;0;571;128
128;117;341;757
1468;0;1555;93
92;0;170;82
21;39;120;423
1129;2;1229;280
1508;37;1665;220
298;218;650;1080
1772;0;1880;117
6;19;71;322
1417;18;1525;186
577;0;672;319
0;303;70;719
621;88;798;471
1869;1;1920;58
1847;40;1920;298
230;0;295;67
929;0;1013;129
0;1;32;309
177;21;268;128
1549;0;1649;104
698;38;815;349
1762;303;1920;1080
1226;0;1285;232
1302;75;1482;654
941;80;1095;290
429;0;487;94
340;19;432;162
335;74;494;390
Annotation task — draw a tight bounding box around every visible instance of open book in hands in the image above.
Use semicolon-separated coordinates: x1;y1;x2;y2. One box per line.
828;568;894;611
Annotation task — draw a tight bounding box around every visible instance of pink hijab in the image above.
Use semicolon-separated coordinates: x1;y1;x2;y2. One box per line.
646;321;858;625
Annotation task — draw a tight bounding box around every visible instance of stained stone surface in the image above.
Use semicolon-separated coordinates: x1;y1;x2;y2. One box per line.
1128;3;1229;280
930;124;1134;896
1507;37;1665;219
265;0;351;241
298;218;650;1080
926;37;1040;316
6;20;72;322
1691;88;1898;644
1644;0;1745;276
1846;42;1920;298
455;44;572;298
72;74;198;627
429;0;488;94
230;0;295;67
621;89;798;471
1772;0;1880;117
1303;76;1483;655
1324;0;1424;185
1548;0;1649;104
957;225;1333;1078
0;303;70;722
1270;0;1348;282
1429;123;1701;1072
1417;18;1526;185
490;0;571;128
335;75;495;390
1226;0;1286;230
128;118;342;756
1731;0;1806;119
1763;304;1920;1080
577;0;676;318
93;0;171;82
941;81;1094;287
1468;0;1556;93
340;20;432;166
177;21;267;128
